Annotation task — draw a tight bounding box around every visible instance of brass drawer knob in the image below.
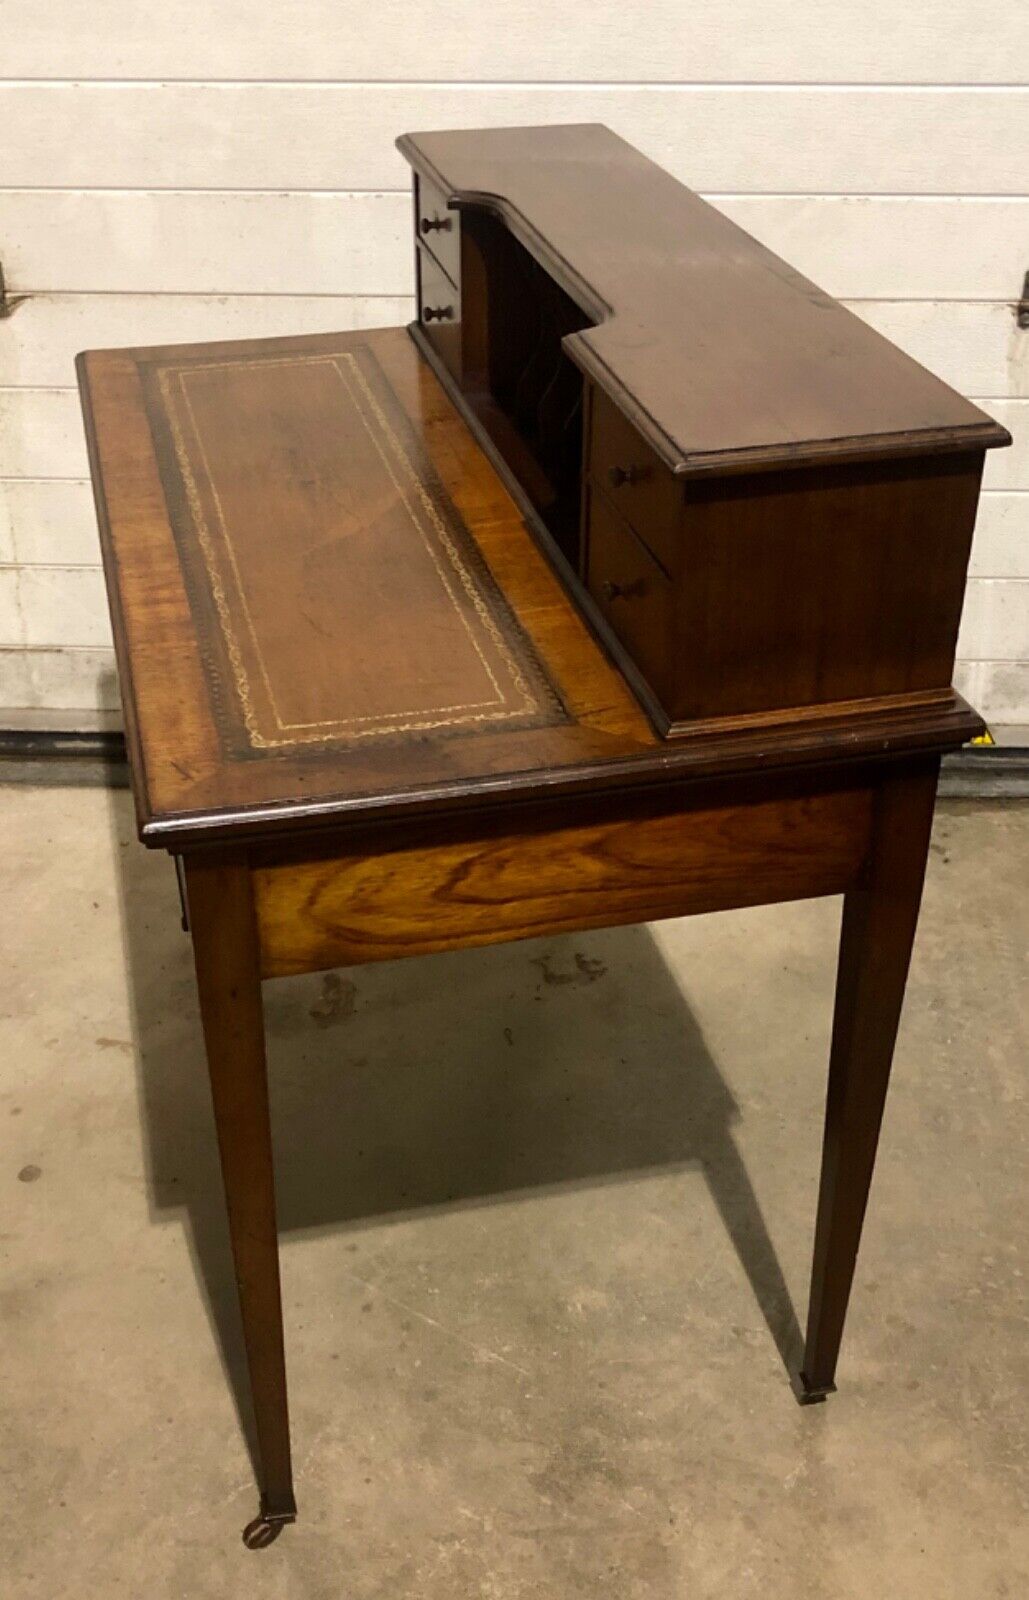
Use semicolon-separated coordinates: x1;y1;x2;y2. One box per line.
423;305;454;323
607;464;641;489
421;215;453;234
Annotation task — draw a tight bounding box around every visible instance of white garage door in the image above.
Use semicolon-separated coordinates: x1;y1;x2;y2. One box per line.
1;3;1026;730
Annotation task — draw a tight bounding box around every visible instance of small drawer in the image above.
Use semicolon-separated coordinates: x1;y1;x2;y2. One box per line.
416;172;461;288
588;387;681;575
587;488;674;704
417;243;462;380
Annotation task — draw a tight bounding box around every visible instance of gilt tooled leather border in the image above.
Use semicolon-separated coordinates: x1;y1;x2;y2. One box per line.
139;342;568;760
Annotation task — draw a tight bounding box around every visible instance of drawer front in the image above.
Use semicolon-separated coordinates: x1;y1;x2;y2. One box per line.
416;172;461;287
588;387;681;575
587;489;674;703
417;243;462;380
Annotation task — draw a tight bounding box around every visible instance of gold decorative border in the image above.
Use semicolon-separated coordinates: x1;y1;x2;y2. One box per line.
156;349;551;750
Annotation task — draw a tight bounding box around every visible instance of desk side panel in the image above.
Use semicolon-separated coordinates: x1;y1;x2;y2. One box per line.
252;783;871;977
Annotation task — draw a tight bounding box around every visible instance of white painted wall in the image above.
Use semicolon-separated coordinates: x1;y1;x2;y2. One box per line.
1;4;1026;731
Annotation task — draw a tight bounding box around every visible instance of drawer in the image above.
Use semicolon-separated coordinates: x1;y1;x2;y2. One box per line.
586;488;674;704
416;172;461;288
588;386;681;575
417;243;462;381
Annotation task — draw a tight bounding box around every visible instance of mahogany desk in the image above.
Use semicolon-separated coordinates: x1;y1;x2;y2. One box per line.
77;126;1009;1546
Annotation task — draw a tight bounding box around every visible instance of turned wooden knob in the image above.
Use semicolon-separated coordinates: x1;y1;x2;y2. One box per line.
607;464;640;488
423;305;454;323
421;215;453;234
602;580;624;601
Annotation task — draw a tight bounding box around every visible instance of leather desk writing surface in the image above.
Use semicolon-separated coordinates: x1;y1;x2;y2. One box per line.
79;324;978;851
79;325;658;847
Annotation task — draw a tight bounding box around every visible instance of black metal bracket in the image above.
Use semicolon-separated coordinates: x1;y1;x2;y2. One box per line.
0;259;29;320
1018;270;1029;330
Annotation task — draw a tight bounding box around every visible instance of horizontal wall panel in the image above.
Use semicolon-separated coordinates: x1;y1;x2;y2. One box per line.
957;579;1029;661
0;390;89;478
4;191;1026;299
973;661;1029;726
982;404;1029;490
1;1;1019;83
969;494;1029;579
720;198;1028;301
849;303;1029;401
0;645;119;712
1;192;410;295
948;658;1029;733
0;647;32;710
4;85;1028;195
8;567;111;649
0;293;414;387
0;480;99;565
0;571;21;645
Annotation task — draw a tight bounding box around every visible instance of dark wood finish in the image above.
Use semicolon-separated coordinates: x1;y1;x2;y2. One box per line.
185;854;296;1539
796;759;940;1401
397;123;1009;476
585;488;674;707
670;455;985;724
415;170;461;288
75;124;997;1544
399;125;1008;744
416;242;462;378
588;385;679;574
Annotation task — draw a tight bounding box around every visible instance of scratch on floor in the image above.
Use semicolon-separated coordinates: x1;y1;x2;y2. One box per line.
342;1267;532;1379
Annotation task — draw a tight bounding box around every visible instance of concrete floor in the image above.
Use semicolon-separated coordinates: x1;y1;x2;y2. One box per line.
1;784;1026;1599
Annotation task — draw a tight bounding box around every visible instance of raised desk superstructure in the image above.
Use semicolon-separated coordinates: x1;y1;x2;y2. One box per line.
77;124;1009;1546
402;124;1006;740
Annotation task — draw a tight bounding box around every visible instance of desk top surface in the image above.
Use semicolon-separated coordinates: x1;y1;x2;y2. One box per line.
399;124;1009;477
79;326;976;851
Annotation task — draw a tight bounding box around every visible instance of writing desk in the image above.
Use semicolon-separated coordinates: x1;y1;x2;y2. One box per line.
77;126;1008;1547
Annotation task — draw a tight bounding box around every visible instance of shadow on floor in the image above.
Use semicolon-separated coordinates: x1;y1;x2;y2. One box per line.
107;787;806;1480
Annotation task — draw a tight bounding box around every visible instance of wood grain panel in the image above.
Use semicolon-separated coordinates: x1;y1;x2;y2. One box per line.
2;0;1018;81
675;454;984;717
4;84;1027;194
254;784;872;976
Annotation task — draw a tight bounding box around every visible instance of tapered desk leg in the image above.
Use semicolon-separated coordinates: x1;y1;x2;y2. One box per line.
794;759;940;1404
185;854;297;1546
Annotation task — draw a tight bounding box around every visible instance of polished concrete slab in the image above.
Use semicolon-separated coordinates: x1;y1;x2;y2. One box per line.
1;784;1026;1598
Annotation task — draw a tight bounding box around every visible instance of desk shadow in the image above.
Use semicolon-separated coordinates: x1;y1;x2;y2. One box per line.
109;789;804;1478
